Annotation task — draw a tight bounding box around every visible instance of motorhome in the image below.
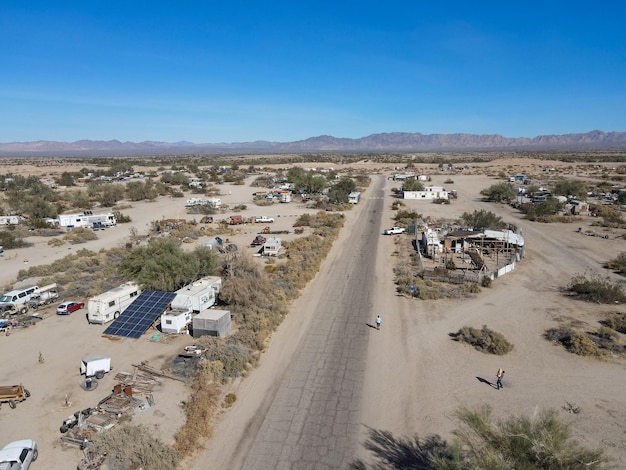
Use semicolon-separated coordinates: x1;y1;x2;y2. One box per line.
172;276;222;313
87;282;141;324
58;211;117;229
0;215;21;225
263;237;282;256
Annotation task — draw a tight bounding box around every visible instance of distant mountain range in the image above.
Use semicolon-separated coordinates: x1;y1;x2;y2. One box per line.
1;130;625;156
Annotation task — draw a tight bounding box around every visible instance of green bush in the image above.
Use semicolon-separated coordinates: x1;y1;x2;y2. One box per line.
606;251;626;274
453;325;514;355
601;311;626;334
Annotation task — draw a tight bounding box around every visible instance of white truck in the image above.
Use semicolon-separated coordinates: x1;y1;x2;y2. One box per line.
384;226;406;235
172;276;222;313
27;283;59;309
87;282;141;324
254;215;275;223
80;356;111;379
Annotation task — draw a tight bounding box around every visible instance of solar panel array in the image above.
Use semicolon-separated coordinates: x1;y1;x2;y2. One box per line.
103;290;176;339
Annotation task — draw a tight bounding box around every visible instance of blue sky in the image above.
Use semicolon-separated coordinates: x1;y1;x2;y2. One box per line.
2;2;625;143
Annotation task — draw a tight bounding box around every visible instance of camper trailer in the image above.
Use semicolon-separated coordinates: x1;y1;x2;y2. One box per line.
172;276;222;313
263;237;282;256
348;191;361;204
160;308;193;334
87;282;141;324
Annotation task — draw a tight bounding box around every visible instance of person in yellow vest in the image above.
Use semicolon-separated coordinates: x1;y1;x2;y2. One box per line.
496;368;505;390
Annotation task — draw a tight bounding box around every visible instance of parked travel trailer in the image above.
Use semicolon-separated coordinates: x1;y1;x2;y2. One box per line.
58;211;116;229
87;282;141;324
185;197;221;208
0;215;21;225
263;237;282;256
160;308;192;334
348;191;361;204
172;276;222;313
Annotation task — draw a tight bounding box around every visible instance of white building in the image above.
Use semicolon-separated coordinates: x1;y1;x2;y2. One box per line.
160;307;192;334
403;186;448;200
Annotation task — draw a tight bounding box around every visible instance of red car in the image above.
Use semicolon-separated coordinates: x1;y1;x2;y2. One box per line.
56;301;85;315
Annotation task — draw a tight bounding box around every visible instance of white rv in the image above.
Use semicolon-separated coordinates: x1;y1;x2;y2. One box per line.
160;308;192;334
263;237;282;257
58;211;117;229
348;191;361;204
0;215;21;225
87;282;141;324
172;276;222;313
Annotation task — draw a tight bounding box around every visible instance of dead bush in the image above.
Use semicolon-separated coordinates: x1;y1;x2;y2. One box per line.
90;424;181;470
453;325;514;355
601;311;626;334
62;227;98;244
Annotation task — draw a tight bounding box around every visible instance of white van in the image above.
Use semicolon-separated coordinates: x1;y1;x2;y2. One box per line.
0;285;39;311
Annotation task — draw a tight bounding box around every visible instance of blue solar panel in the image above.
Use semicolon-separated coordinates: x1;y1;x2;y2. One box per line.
103;290;176;339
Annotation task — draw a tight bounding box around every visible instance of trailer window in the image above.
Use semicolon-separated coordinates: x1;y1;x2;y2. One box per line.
108;301;115;307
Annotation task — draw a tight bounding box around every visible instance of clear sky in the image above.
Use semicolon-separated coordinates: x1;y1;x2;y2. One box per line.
2;2;625;143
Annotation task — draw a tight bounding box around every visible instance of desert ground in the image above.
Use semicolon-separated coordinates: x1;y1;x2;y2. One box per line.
0;157;625;469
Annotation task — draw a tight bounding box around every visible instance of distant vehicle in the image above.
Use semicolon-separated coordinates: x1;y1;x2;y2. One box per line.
251;235;266;246
0;384;30;409
384;227;406;235
87;282;141;324
56;301;85;315
0;439;38;469
254;215;275;223
80;356;112;379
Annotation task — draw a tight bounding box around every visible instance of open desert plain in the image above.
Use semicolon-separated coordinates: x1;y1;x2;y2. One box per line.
0;156;625;469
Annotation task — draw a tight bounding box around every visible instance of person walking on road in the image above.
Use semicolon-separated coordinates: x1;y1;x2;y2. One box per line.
375;315;381;330
496;368;505;390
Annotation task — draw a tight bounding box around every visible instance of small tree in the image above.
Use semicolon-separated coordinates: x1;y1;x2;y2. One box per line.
401;177;425;192
480;183;516;203
459;210;506;231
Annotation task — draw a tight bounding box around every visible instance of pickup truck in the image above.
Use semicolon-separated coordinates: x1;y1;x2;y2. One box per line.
0;439;38;470
384;227;406;235
251;235;266;246
254;215;275;223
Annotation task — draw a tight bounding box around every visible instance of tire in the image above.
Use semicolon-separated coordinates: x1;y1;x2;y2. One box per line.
114;311;120;319
95;371;105;380
20;307;28;315
8;400;16;409
24;389;31;398
31;304;38;310
32;448;38;461
60;424;69;433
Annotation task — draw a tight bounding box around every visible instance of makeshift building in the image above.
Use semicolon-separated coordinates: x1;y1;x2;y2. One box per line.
192;309;231;337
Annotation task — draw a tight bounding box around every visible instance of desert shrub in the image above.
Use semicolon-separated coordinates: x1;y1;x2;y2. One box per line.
566;332;600;356
352;406;607;470
391;200;405;210
545;328;601;356
601;311;626;334
47;238;65;247
566;272;626;303
233;204;247;211
294;213;313;227
0;230;30;249
453;325;514;355
481;276;492;287
112;210;131;223
433;198;450;205
90;424;181;470
606;251;626;274
63;227;98;244
196;336;252;378
444;178;454;184
174;360;223;456
223;393;237;407
394;210;420;226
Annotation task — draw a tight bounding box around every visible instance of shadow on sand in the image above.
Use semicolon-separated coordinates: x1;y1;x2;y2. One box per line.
476;376;498;389
366;323;379;330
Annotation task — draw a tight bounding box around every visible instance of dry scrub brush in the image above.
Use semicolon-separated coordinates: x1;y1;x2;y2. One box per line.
453;325;514;355
90;424;181;470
